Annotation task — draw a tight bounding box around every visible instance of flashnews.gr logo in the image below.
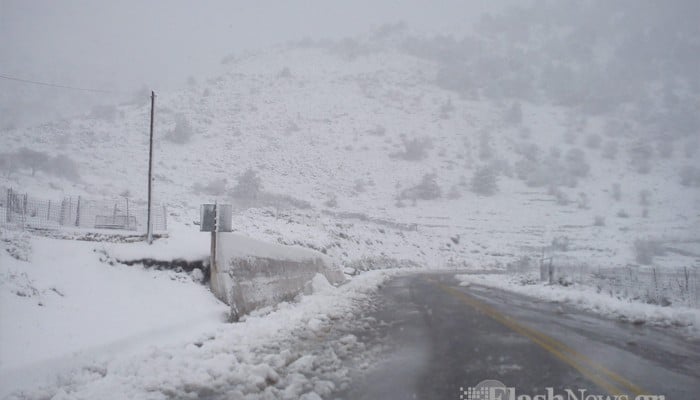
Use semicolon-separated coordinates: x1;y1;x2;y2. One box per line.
460;380;666;400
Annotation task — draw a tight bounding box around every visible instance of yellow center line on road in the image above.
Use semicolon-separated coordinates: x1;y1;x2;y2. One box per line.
436;282;652;398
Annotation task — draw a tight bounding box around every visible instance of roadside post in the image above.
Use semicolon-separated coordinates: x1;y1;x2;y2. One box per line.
200;203;233;301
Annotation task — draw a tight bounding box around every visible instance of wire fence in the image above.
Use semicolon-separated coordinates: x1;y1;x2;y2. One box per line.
534;259;700;308
1;187;167;234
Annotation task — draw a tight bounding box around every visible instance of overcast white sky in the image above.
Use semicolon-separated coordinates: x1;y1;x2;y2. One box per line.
1;0;518;91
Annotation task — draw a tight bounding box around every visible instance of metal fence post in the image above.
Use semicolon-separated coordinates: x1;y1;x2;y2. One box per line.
75;196;81;227
162;204;167;231
5;188;10;223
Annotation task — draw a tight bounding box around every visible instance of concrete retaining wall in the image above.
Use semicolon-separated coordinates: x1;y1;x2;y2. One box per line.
210;233;345;319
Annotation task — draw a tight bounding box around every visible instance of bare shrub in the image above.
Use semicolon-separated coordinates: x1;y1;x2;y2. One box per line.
634;239;665;265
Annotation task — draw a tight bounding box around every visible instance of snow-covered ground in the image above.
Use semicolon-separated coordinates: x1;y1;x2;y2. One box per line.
0;228;228;397
1;228;395;399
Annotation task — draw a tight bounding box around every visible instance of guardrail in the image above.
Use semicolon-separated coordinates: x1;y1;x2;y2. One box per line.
210;232;345;320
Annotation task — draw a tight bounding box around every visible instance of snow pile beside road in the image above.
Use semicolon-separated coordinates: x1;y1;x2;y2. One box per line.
0;232;229;398
6;270;394;400
455;273;700;339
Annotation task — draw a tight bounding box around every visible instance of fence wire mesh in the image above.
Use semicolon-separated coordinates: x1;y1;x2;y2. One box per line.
536;259;700;308
1;187;166;234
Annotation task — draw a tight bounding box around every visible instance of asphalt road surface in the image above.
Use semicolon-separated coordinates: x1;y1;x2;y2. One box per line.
342;272;700;400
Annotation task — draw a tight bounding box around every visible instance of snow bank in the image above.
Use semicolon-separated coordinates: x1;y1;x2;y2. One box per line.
0;232;228;397
212;233;345;318
455;273;700;338
5;269;394;399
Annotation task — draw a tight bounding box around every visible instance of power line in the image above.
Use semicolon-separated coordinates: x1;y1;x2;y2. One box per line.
0;73;131;94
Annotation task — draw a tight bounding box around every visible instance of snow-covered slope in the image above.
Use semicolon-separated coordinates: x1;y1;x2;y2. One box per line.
2;44;698;270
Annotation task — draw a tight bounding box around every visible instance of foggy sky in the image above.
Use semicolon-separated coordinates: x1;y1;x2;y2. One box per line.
1;0;518;91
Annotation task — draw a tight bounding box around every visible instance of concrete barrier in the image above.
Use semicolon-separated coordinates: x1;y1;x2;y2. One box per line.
210;233;345;319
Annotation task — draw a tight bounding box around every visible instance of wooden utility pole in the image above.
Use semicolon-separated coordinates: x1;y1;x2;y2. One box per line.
147;91;155;244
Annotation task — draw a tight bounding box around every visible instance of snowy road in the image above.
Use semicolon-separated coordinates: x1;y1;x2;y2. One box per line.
342;273;700;400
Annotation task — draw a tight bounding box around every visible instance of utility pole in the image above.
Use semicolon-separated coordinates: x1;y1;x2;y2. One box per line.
147;91;155;244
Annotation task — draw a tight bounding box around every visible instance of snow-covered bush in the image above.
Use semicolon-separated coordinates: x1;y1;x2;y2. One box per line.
367;125;386;136
17;147;49;176
400;173;441;201
617;209;630;218
628;142;653;174
392;137;433;161
470;165;498;196
230;169;262;199
165;113;194;144
551;236;570;251
565;148;590;178
324;195;338;208
593;216;605;226
679;166;700;187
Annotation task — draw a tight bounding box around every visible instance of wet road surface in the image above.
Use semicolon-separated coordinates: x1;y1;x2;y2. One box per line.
342;273;700;400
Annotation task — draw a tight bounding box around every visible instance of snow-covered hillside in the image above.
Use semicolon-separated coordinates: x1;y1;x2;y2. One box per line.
2;42;698;270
